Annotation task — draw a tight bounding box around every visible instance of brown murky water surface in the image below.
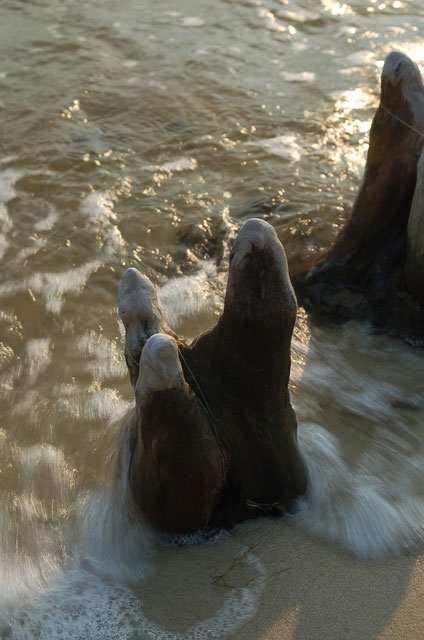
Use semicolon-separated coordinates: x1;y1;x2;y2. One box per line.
1;1;424;638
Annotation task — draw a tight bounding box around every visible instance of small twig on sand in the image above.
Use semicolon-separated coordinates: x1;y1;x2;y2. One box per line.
209;535;291;591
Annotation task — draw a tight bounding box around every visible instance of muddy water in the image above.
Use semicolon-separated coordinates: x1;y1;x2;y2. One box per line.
1;0;424;638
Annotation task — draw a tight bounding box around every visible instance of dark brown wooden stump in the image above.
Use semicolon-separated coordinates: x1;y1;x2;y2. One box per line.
129;333;227;534
119;219;307;535
405;147;424;308
292;51;424;346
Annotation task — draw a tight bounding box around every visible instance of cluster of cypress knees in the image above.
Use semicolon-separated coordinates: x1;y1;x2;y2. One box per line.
118;52;424;535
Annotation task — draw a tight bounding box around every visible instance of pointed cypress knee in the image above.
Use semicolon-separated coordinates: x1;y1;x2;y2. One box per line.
129;333;227;534
180;218;307;520
118;267;173;388
333;51;424;258
292;51;424;345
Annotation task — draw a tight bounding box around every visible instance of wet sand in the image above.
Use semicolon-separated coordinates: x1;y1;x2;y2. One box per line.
137;517;424;640
252;525;424;640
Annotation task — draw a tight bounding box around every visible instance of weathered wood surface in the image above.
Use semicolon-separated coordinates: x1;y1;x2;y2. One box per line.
119;219;307;535
406;147;424;307
292;51;424;346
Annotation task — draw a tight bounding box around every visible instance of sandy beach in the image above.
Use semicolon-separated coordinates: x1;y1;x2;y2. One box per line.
137;517;424;640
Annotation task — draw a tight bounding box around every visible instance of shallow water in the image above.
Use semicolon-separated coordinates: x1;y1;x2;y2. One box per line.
1;0;424;638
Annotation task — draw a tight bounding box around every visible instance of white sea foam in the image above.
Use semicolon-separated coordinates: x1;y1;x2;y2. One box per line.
80;191;125;256
34;209;58;232
280;70;316;83
0;261;100;312
23;338;52;386
0;234;9;261
294;424;422;558
246;134;303;163
75;414;153;584
19;444;73;498
0;168;23;260
0;168;22;203
2;569;148;640
321;0;354;15
157;261;218;332
0;554;63;617
280;8;322;22
75;331;127;381
9;236;47;270
291;322;424;559
343;50;375;67
180;17;204;27
145;157;198;173
0;412;153;640
55;385;131;422
29;261;101;313
0;203;12;231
